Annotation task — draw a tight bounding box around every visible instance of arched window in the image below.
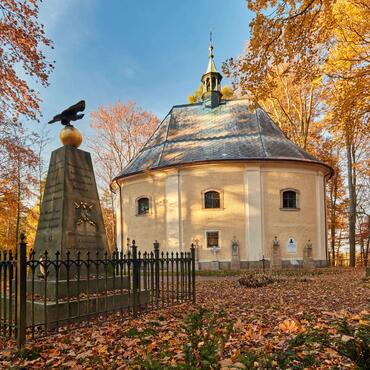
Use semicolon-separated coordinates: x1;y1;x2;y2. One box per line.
204;191;220;209
137;197;150;215
281;190;298;209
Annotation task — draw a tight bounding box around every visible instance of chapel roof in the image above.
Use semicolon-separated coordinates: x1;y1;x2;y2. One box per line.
114;99;331;180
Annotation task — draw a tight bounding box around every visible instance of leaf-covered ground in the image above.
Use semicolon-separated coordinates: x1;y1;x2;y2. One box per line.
0;268;369;369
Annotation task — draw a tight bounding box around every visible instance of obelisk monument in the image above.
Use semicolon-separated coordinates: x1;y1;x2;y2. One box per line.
34;100;108;259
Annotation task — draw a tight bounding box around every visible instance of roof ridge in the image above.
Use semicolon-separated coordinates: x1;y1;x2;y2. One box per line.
172;102;203;108
256;109;268;158
156;108;173;166
121;109;172;173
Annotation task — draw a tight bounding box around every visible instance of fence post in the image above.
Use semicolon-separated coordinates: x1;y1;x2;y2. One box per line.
153;241;160;301
17;232;27;349
131;240;138;317
190;243;196;303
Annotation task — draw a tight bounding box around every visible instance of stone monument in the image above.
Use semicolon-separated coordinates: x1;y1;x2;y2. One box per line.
26;101;148;327
230;236;240;270
303;239;315;270
271;236;282;269
34;100;108;263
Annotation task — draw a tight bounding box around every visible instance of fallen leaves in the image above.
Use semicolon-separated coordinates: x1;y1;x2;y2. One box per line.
0;268;368;369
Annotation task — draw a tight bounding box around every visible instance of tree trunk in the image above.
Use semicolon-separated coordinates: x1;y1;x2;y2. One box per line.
346;139;356;267
15;158;21;247
330;223;336;266
364;217;369;267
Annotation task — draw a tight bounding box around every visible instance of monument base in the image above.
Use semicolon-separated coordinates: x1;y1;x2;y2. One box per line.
271;260;282;270
211;261;220;271
4;291;150;328
303;258;315;271
230;257;240;271
27;276;129;300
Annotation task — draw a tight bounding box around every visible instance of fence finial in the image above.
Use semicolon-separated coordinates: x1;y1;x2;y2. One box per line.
20;232;26;243
153;240;159;250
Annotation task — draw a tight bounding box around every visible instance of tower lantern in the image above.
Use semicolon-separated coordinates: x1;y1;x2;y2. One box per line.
201;32;223;108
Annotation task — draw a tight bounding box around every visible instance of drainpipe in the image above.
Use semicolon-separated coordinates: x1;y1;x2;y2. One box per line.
119;181;124;254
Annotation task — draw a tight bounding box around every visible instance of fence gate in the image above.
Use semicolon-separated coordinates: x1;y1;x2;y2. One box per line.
0;233;196;349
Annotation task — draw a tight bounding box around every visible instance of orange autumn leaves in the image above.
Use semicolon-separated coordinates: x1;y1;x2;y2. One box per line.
224;0;370;266
88;101;159;249
0;0;53;123
233;317;304;340
0;1;53;249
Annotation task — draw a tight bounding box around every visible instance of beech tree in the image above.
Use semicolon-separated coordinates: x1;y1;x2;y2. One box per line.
0;0;53;123
89;100;159;249
0;125;38;248
317;139;347;265
224;0;369;266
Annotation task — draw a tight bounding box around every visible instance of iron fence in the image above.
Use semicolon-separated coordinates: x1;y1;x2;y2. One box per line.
0;233;196;349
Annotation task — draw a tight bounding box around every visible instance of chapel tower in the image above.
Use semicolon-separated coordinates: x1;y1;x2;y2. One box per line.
201;34;223;108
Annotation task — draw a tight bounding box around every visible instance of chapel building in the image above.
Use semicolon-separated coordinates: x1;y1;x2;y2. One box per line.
111;43;332;269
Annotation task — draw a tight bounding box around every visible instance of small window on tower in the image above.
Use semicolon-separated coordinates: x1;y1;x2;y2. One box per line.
137;197;150;215
204;191;220;209
281;189;299;210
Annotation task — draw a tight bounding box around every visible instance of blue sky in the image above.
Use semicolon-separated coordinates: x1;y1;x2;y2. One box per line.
28;0;253;157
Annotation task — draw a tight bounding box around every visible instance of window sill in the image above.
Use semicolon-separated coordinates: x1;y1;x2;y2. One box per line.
136;213;150;217
279;208;300;211
202;207;225;211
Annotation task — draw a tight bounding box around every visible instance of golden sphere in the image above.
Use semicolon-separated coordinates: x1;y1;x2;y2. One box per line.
59;126;83;148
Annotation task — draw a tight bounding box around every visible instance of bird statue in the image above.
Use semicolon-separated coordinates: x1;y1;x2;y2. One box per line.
48;100;86;126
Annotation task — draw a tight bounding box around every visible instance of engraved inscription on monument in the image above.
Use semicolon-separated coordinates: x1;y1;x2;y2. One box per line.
34;144;109;259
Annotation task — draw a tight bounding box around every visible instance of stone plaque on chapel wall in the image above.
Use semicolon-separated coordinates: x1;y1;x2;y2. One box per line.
287;238;297;254
34;145;108;258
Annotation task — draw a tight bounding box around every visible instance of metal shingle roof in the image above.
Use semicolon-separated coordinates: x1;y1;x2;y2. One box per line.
115;99;329;179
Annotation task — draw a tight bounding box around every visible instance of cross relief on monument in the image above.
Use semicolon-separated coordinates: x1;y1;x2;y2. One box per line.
75;201;97;232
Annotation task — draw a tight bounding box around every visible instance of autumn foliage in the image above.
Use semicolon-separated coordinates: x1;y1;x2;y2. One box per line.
0;0;53;249
89;101;159;249
224;0;370;266
0;0;53;123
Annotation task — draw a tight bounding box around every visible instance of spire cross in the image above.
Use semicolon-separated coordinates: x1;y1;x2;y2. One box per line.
209;31;214;59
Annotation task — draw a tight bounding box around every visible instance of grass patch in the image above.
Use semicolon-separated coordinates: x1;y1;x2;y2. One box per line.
17;347;41;361
335;316;370;369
